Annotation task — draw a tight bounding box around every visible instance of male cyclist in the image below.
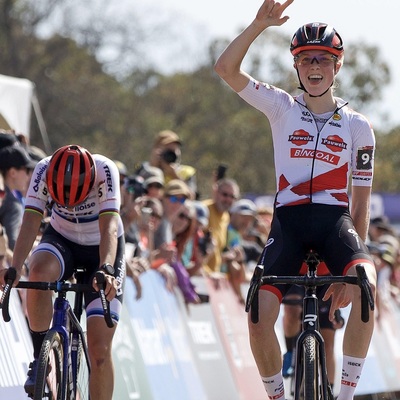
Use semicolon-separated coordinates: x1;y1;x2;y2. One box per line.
214;1;376;399
0;144;125;400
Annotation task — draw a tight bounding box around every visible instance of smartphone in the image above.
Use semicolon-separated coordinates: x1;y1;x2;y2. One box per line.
216;164;228;180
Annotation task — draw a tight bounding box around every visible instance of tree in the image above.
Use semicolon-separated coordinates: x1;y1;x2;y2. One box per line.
0;0;398;195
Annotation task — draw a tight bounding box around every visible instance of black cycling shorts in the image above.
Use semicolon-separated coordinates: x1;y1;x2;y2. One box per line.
260;203;373;300
34;224;125;319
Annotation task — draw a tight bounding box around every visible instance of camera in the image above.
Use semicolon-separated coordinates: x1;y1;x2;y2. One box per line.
161;150;178;164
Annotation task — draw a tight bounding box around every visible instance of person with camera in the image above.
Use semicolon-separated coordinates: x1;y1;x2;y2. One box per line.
147;130;197;197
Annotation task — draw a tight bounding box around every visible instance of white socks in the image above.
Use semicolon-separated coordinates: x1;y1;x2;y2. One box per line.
337;355;365;400
261;372;285;399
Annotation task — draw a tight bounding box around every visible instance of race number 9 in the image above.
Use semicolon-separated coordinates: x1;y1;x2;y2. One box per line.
356;147;373;170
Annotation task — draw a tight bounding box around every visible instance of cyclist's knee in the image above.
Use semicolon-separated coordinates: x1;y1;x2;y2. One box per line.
28;254;61;281
249;291;280;333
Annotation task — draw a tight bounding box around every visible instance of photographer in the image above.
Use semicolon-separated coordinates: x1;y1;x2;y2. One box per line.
147;130;197;197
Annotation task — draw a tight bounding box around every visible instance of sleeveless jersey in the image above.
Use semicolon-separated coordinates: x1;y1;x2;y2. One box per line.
239;80;375;208
25;154;124;245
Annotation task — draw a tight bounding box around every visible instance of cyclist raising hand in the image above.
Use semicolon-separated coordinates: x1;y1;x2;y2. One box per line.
0;144;125;400
215;1;376;399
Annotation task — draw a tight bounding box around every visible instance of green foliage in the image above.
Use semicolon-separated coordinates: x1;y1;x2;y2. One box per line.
0;0;399;196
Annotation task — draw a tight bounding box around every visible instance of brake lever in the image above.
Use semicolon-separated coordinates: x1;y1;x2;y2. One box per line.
95;271;114;328
356;264;375;323
245;264;263;324
1;267;17;322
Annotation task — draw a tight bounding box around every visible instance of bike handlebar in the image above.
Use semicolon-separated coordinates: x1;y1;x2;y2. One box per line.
0;267;114;328
245;263;375;324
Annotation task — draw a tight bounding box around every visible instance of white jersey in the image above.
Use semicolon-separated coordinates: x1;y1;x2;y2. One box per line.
25;154;124;245
239;79;375;208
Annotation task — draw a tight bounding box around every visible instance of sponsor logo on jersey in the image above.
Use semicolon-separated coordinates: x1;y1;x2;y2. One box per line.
291;148;340;165
103;165;114;192
332;113;342;121
32;164;48;193
321;135;347;152
288;130;314;146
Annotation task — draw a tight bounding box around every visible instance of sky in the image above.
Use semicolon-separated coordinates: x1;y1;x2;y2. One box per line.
142;0;399;131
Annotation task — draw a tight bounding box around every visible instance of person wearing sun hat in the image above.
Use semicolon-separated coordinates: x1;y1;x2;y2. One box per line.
0;145;37;250
153;179;192;251
147;130;197;196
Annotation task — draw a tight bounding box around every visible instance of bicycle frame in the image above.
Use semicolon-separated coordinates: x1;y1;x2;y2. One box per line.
51;286;90;399
293;260;332;400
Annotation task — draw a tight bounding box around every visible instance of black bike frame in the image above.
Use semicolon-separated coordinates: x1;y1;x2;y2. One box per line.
293;259;331;400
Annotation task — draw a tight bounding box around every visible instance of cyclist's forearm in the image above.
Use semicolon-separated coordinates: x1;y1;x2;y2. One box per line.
12;210;43;273
98;213;119;267
350;186;371;242
214;20;268;92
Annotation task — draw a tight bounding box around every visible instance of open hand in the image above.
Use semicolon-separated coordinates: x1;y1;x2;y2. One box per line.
256;0;294;26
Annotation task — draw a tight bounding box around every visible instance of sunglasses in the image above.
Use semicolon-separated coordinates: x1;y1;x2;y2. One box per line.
169;195;186;204
295;54;337;67
219;191;237;200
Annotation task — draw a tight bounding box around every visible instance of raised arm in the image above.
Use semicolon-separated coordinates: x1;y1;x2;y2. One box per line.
214;0;294;92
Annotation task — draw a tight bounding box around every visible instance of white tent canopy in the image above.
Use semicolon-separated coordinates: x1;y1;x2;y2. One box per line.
0;74;34;135
0;74;51;153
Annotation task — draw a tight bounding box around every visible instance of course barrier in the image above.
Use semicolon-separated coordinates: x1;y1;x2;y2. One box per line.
1;271;400;399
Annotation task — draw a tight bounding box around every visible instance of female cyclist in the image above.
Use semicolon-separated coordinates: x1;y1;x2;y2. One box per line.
214;1;376;399
0;144;125;400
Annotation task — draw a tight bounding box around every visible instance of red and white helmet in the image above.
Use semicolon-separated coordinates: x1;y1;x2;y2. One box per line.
46;144;96;207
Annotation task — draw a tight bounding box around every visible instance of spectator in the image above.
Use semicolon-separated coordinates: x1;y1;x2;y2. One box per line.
152;179;199;303
125;196;176;297
143;167;165;200
154;179;192;251
369;234;400;318
224;198;258;303
0;145;37;250
0;174;11;269
203;178;240;276
141;130;197;196
368;215;397;243
182;201;213;277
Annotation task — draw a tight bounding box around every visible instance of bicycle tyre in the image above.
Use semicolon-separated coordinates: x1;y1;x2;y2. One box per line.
302;334;319;400
34;331;64;400
74;332;90;400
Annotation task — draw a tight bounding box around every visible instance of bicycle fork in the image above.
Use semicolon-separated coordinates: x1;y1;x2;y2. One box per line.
294;291;332;400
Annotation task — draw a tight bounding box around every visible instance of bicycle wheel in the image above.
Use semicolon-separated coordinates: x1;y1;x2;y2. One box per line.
74;332;90;400
302;334;319;400
34;331;64;400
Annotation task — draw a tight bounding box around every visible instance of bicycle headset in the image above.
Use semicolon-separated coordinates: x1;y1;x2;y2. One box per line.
46;144;96;207
290;22;344;98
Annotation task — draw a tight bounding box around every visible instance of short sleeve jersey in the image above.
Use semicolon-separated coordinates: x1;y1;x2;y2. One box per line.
25;154;124;245
238;80;375;208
